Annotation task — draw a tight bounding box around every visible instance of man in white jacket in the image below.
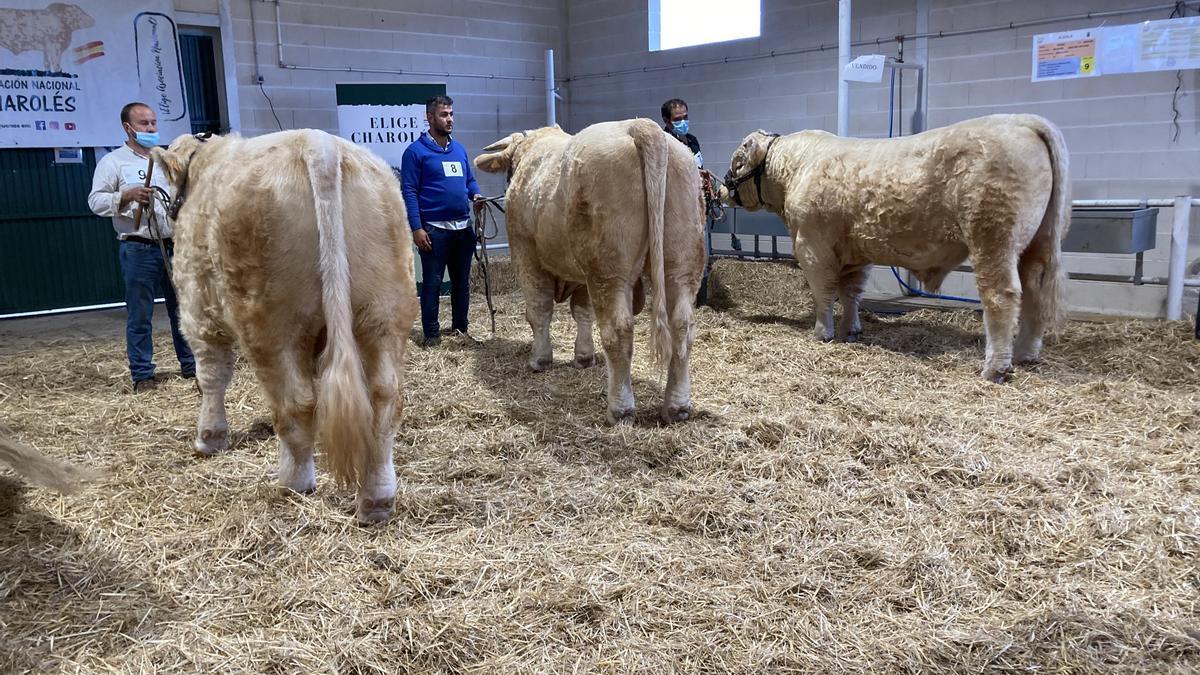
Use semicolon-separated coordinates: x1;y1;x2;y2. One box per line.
87;102;194;392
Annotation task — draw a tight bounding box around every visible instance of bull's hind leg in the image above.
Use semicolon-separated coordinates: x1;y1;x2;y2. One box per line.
569;286;596;369
1014;244;1053;365
355;340;401;524
836;265;870;342
973;257;1022;383
252;344;319;494
194;340;236;456
590;281;636;425
661;275;699;423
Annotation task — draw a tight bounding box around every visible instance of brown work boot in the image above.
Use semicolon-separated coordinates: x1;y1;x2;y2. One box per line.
133;378;158;393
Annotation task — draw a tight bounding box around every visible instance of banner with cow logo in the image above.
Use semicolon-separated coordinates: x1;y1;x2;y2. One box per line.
0;0;190;147
335;83;446;171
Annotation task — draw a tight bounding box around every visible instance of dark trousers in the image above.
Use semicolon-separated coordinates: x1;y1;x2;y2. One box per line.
119;239;195;382
418;226;475;338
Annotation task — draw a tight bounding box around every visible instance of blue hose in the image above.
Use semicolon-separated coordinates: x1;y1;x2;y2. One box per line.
888;68;895;139
890;266;981;304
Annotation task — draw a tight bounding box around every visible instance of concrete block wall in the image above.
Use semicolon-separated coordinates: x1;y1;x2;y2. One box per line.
564;0;1200;318
176;0;564;201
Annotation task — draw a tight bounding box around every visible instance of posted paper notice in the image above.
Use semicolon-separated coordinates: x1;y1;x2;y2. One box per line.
1032;30;1099;81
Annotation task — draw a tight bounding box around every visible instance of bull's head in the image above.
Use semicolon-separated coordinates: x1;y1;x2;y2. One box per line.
473;131;527;175
723;129;778;211
151;133;207;191
473;125;567;178
151;133;213;219
50;3;95;30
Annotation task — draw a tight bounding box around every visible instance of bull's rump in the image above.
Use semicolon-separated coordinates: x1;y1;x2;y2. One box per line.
550;120;699;281
186;131;414;331
793;115;1055;269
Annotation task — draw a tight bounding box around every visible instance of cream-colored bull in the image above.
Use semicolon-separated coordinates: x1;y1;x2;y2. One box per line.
474;119;706;423
724;114;1070;382
152;130;418;523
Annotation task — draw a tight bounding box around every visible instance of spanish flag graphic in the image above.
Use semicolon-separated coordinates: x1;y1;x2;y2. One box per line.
73;41;105;65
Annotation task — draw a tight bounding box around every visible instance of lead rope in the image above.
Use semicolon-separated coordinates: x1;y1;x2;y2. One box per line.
473;195;506;339
136;154;174;277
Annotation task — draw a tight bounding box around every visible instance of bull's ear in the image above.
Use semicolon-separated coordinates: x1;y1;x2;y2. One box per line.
150;147;185;185
744;130;774;165
474;132;521;173
151;134;202;186
473;150;510;174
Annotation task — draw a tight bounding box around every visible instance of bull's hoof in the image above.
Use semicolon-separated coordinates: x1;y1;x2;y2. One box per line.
356;496;395;524
1013;353;1041;366
279;476;317;495
982;365;1014;384
573;354;595;369
607;408;635;426
194;427;228;456
660;404;692;423
844;330;863;343
529;356;553;372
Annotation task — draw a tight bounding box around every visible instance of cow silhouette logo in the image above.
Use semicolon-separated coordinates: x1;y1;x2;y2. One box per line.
0;3;96;74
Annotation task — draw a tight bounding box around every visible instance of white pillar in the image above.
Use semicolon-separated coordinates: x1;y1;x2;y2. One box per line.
1167;196;1191;320
837;0;851;136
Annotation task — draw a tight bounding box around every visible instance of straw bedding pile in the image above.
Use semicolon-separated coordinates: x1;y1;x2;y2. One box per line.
1;258;1197;672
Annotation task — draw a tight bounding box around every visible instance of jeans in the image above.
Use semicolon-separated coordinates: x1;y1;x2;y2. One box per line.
417;225;475;338
119;240;195;382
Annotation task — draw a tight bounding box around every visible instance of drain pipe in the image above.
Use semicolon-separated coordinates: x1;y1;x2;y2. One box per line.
837;0;850;136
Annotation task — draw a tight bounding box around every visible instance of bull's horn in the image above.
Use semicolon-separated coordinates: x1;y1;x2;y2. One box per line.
481;138;510;152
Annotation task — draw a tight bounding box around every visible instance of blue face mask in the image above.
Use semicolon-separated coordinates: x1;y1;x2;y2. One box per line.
672;119;689;136
134;131;159;148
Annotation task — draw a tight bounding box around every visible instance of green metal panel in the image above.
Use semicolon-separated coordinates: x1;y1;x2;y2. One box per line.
0;147;124;315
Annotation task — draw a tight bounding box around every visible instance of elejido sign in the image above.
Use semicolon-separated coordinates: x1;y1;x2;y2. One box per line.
0;0;190;147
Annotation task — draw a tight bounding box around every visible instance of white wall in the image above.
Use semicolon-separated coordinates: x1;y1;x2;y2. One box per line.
565;0;1200;318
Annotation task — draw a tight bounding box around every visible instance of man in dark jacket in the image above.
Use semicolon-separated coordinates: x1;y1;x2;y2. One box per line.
661;98;703;168
400;95;483;347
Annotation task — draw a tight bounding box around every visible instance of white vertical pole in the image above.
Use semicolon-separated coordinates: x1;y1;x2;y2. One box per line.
837;0;851;136
914;0;929;133
545;49;556;127
1167;196;1191;320
218;0;241;132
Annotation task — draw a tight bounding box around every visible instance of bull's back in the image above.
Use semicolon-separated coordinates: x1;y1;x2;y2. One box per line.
795;116;1052;262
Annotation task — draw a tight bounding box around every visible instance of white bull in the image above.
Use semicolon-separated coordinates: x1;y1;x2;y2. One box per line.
474;119;706;423
153;130;418;523
724;114;1070;381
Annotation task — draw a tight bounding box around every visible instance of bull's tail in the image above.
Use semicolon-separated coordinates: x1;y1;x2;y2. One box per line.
1022;115;1072;328
304;131;375;488
0;430;102;494
629;119;672;365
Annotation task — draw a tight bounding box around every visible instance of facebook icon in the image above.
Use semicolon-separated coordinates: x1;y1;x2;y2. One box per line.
34;120;47;130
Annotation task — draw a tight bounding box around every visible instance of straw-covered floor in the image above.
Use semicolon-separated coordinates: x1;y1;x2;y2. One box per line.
1;258;1198;673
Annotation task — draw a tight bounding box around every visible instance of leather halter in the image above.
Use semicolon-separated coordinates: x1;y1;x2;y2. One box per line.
722;133;780;208
166;131;213;220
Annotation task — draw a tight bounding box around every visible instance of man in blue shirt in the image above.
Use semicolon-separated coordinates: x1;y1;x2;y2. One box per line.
400;95;483;347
